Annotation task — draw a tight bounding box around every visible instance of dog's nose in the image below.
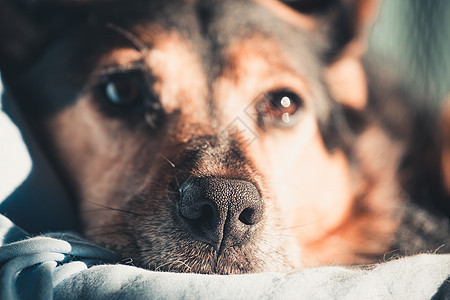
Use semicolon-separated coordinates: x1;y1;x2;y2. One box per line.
177;177;263;251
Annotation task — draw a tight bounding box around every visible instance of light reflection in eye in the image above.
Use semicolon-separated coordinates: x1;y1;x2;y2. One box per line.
105;82;120;104
282;112;290;123
281;96;291;108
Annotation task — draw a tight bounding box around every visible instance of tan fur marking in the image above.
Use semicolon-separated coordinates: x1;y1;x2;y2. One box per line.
254;118;354;246
98;48;144;67
302;126;404;266
143;32;207;118
325;57;368;110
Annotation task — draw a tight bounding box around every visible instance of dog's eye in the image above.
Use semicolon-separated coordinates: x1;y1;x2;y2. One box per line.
100;72;146;106
259;90;304;127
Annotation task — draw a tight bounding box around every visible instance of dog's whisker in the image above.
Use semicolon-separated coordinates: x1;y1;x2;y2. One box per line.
82;207;146;219
158;259;192;272
172;260;192;271
120;257;135;266
160;154;176;168
88;230;131;237
432;244;446;254
87;223;129;230
82;208;125;213
106;22;150;54
154;260;172;272
86;201;149;220
279;218;326;231
174;176;180;189
266;233;299;239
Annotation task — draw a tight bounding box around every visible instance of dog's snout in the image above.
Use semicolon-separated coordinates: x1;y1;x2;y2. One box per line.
177;177;263;251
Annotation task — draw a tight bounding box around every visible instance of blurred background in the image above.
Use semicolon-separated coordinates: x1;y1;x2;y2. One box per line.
0;0;450;202
370;0;450;106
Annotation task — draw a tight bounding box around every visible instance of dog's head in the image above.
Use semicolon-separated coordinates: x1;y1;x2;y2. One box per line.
1;0;399;273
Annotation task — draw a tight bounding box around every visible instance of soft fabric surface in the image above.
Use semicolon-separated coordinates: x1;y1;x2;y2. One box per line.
0;214;449;299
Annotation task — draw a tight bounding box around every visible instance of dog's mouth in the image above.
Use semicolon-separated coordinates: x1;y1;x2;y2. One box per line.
131;230;290;274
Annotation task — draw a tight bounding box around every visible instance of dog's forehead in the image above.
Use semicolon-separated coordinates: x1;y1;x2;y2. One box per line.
103;0;315;32
92;0;318;60
98;0;322;93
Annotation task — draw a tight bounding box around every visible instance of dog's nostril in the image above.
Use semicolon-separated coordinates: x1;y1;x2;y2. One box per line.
179;194;217;220
239;207;257;225
198;204;214;222
183;204;214;223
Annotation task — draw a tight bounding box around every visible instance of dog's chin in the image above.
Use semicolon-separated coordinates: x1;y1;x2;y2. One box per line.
129;242;293;274
91;228;294;274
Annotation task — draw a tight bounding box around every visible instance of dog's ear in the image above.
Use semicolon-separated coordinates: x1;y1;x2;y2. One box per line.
282;0;380;109
282;0;379;57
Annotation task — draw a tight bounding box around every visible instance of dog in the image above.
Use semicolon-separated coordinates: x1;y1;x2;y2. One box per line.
0;0;449;274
